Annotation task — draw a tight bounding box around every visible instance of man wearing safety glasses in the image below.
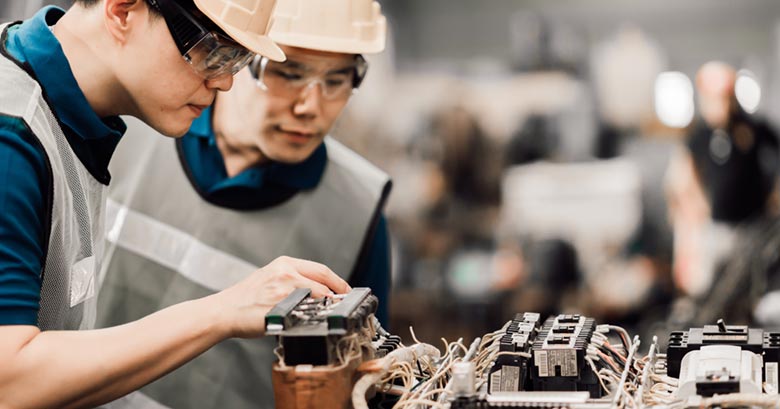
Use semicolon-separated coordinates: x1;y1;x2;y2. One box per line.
96;0;389;407
0;0;350;407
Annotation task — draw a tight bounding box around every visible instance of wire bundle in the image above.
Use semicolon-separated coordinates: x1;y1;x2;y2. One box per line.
585;325;642;408
352;327;445;409
634;337;691;408
381;328;471;408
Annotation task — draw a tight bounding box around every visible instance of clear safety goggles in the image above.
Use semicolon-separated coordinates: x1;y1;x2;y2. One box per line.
147;0;255;79
249;55;368;101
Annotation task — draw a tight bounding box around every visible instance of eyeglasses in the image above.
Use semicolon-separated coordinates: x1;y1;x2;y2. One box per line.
249;55;368;101
147;0;255;79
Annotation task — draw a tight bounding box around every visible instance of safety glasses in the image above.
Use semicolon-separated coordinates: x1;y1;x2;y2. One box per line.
147;0;255;79
249;55;369;101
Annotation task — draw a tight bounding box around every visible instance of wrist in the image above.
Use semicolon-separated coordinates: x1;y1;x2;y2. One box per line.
194;293;236;340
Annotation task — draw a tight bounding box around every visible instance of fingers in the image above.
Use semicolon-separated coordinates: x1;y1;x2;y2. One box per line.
303;279;334;299
275;257;351;294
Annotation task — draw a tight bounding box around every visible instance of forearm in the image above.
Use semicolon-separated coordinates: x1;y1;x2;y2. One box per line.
0;295;230;409
0;255;350;409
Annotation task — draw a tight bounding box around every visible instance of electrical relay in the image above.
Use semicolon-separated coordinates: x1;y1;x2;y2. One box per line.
530;314;601;397
487;312;542;394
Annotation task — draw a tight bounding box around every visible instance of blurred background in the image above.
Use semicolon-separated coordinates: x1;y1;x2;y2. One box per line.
8;0;780;343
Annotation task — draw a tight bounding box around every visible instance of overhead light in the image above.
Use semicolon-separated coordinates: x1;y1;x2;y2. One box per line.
735;69;761;114
655;71;694;128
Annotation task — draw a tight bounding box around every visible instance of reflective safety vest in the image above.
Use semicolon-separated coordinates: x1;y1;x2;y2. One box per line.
0;23;107;330
97;117;390;409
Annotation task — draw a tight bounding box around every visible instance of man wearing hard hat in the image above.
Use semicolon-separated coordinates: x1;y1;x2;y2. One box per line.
0;0;351;407
95;0;389;407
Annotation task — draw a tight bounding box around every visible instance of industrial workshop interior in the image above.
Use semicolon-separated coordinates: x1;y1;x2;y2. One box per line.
2;0;780;408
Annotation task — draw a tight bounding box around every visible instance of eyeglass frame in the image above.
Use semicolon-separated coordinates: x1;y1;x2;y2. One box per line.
146;0;256;79
248;54;369;100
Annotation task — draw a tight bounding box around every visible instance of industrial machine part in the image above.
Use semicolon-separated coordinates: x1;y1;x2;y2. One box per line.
666;318;780;387
266;287;379;366
674;345;763;398
639;320;780;408
458;313;638;408
266;307;780;408
267;288;399;409
487;312;541;394
530;314;601;397
272;357;362;409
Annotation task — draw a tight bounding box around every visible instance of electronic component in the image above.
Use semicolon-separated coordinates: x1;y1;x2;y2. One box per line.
371;322;403;359
675;345;763;398
666;319;780;388
531;314;601;398
363;311;640;408
265;287;378;366
487;312;542;394
480;313;609;401
641;322;780;408
267;288;405;409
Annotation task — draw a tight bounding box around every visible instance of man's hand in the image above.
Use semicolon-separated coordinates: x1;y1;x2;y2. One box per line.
211;256;351;338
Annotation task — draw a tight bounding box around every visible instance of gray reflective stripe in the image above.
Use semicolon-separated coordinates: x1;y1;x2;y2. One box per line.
105;199;257;292
102;392;172;409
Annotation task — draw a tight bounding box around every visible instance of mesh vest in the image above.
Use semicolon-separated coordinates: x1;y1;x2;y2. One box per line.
0;23;106;331
97;117;390;409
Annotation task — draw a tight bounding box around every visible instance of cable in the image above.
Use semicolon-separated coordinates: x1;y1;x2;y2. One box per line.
352;343;441;409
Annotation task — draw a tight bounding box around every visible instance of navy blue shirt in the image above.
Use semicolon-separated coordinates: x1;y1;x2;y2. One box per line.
179;109;391;325
0;7;125;325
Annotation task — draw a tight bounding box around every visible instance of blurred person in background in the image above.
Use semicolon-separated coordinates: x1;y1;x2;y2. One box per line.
406;105;502;254
666;61;780;328
501;117;586;319
96;0;390;407
504;114;559;167
390;104;505;338
501;238;584;320
501;110;674;332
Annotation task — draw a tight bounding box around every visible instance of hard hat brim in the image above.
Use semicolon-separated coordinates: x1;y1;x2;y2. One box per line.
223;27;286;62
192;0;287;62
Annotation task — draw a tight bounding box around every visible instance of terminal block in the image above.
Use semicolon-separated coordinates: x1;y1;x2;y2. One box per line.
487;312;542;393
265;287;379;366
530;314;601;397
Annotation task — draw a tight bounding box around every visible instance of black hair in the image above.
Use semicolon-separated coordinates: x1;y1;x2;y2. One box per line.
73;0;162;17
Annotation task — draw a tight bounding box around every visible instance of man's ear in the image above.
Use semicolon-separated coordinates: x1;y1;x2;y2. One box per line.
103;0;149;45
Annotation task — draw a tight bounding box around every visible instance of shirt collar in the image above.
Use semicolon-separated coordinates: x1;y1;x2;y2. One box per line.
266;142;327;190
11;6;126;140
187;107;327;192
189;106;213;139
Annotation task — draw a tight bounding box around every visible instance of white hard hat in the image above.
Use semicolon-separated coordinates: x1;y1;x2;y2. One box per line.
193;0;286;61
270;0;387;54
